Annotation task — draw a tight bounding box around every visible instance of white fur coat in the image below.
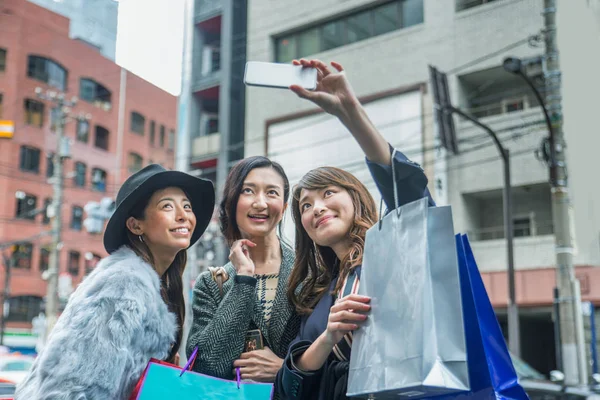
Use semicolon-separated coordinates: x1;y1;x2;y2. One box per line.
16;247;177;400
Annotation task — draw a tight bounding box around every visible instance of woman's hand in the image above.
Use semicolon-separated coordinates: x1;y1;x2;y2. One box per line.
290;59;359;120
229;239;256;276
322;294;371;346
233;347;283;382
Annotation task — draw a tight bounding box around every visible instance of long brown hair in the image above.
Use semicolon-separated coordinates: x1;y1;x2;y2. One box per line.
219;156;290;246
126;196;187;364
287;167;378;315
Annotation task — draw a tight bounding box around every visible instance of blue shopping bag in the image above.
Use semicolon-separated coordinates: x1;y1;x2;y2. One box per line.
438;234;528;400
130;357;273;400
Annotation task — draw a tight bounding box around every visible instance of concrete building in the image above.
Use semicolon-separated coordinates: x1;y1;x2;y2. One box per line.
27;0;118;61
0;0;176;352
177;0;249;271
243;0;600;374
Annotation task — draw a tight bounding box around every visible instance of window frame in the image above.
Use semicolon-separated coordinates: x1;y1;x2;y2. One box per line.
27;55;68;92
68;251;81;276
274;0;422;62
19;145;41;173
94;125;110;151
24;99;45;127
91;167;107;192
6;295;42;322
71;205;83;231
79;78;112;107
130;111;146;135
73;161;87;187
0;48;6;72
15;193;37;220
11;243;33;269
128;152;143;173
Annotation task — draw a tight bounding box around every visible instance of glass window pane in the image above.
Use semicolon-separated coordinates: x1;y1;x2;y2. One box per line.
402;0;424;27
321;20;346;51
347;12;372;44
80;79;95;102
297;28;321;58
373;2;400;36
276;36;296;63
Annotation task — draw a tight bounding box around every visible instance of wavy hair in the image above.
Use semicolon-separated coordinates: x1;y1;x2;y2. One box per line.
287;167;378;315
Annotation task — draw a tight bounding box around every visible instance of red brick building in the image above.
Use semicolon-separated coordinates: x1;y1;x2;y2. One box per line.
0;0;177;336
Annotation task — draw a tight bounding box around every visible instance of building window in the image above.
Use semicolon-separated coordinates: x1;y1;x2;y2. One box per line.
128;152;143;173
6;296;42;322
74;161;86;187
79;78;111;108
130;112;145;135
168;129;175;150
11;243;33;269
46;153;54;178
149;120;156;146
24;99;44;127
513;216;532;238
159;125;165;147
456;0;500;12
91;168;107;192
76;119;90;143
15;193;37;220
40;247;50;272
42;198;52;224
68;251;81;276
19;146;41;173
85;253;102;275
27;55;68;91
274;0;423;62
71;206;83;231
50;107;61;132
0;48;6;72
94;125;109;150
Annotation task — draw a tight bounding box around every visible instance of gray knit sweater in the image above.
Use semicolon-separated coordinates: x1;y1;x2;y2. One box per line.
186;241;300;382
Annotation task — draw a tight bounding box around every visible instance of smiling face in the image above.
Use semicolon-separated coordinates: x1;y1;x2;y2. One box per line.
126;186;197;254
235;167;286;239
298;185;355;252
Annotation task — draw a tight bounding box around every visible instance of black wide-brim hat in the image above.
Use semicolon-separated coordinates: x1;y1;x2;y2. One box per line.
103;164;215;254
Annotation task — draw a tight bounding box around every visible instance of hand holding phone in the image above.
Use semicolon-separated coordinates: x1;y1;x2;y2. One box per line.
244;61;317;90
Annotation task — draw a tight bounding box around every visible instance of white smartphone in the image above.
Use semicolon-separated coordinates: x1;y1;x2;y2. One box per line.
244;61;318;90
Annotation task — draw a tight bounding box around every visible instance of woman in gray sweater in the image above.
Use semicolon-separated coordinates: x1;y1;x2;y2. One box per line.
186;156;300;387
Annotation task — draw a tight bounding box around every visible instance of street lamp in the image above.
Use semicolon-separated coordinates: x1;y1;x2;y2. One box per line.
502;57;556;182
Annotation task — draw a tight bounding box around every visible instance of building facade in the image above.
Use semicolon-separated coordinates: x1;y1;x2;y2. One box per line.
243;0;600;374
0;0;177;350
177;0;249;272
27;0;118;61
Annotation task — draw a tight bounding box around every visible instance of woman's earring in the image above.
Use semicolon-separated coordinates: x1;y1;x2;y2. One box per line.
138;235;144;243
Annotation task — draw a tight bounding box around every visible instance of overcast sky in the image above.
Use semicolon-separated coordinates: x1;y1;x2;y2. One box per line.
115;0;185;96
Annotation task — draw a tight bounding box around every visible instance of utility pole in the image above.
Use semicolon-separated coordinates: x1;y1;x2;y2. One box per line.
429;66;520;356
543;0;588;385
35;88;77;342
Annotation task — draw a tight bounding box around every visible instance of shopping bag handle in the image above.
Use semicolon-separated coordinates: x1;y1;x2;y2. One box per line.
179;346;199;377
378;148;401;230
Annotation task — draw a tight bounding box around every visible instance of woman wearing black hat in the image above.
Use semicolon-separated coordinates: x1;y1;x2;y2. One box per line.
15;165;214;400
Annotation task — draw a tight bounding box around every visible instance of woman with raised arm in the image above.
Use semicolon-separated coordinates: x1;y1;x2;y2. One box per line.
276;59;435;400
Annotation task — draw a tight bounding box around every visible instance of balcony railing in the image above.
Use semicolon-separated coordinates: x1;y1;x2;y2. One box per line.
467;221;554;242
192;132;220;160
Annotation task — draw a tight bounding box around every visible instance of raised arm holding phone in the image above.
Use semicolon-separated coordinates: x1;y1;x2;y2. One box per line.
275;59;435;400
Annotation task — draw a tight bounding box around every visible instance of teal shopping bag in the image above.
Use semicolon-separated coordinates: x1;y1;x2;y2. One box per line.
131;358;273;400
